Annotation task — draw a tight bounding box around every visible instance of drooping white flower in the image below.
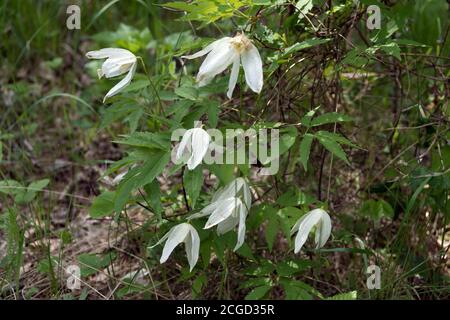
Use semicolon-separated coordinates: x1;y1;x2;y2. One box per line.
150;223;200;272
290;209;332;253
182;33;263;99
176;127;211;170
86;48;137;103
189;178;252;251
212;177;251;209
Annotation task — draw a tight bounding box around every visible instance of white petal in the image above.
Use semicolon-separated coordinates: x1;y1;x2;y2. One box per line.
187;128;210;170
241;43;263;94
314;210;332;248
86;48;134;60
188;200;220;220
290;213;308;236
226;57;241;99
234;203;248;251
216;178;241;201
293;210;323;253
216;213;239;235
196;40;237;86
160;223;190;263
102;56;136;78
204;197;240;229
149;227;173;249
103;62;136;102
185;226;200;271
182;37;231;60
211;186;224;202
176;130;193;164
216;178;251;209
241;178;252;209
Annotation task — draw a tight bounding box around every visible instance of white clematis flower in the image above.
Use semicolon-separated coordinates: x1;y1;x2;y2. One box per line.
176;127;211;170
182;33;263;99
212;177;251;209
290;209;332;254
189;178;252;251
86;48;137;103
151;223;200;272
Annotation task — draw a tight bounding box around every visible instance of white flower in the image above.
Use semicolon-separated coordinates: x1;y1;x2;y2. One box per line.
212;177;251;209
182;33;263;99
176;127;210;170
290;209;332;253
189;178;251;251
150;223;200;272
86;48;137;103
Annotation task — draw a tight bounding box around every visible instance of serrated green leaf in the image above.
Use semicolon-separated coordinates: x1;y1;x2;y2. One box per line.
315;131;359;148
316;134;349;164
115;132;170;149
114;151;170;213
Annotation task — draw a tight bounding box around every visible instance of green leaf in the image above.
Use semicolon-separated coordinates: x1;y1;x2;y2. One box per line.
207;101;220;128
77;252;116;277
265;214;279;252
235;243;255;260
183;166;204;209
360;199;394;221
115;132;170;149
0;180;23;195
89;191;115;218
311;112;353;126
276;188;314;207
276;260;312;277
327;291;358;300
144;180;163;220
114;151;170;213
315;131;358;148
15;179;50;204
175;86;198;101
192;274;207;297
296;0;313;19
200;239;212;269
316;134;349;164
277;206;305;239
299;133;314;171
244;285;271;300
379;42;401;60
240;277;272;289
279;126;298;156
283;38;330;57
209;164;235;185
280;279;322;300
29;178;49;191
245;261;275;276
